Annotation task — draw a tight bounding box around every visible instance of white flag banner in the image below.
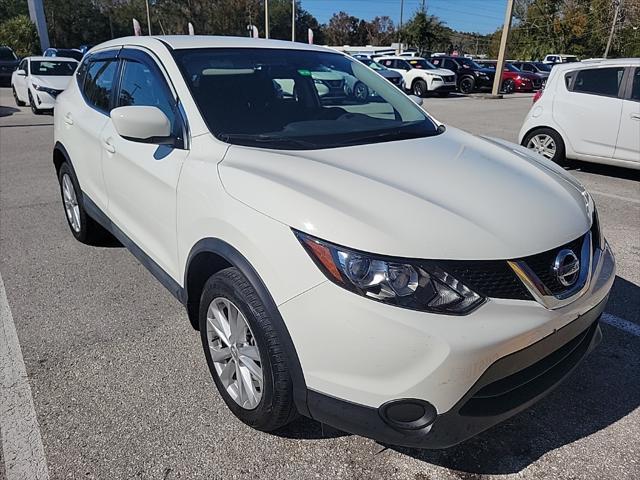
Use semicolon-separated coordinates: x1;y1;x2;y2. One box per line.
252;25;259;38
132;18;142;36
308;28;314;44
188;22;195;35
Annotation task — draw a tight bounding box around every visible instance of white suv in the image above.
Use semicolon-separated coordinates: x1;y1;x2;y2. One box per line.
519;58;640;170
377;56;456;97
54;36;615;449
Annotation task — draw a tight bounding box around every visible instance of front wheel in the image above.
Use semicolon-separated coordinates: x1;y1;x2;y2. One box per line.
458;76;475;94
522;127;566;165
353;81;369;102
412;79;428;97
502;79;515;94
199;267;297;431
28;90;40;115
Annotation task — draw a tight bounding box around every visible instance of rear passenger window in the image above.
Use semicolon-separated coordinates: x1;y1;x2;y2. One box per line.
571;67;625;97
83;60;118;112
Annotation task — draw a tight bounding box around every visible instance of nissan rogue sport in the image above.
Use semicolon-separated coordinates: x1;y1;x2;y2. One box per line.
53;36;615;448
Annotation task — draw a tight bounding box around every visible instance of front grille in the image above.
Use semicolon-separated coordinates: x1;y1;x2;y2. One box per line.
428;231;589;301
325;79;343;88
388;77;401;85
521;236;584;295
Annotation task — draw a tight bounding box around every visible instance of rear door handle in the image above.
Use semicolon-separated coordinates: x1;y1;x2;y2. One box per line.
64;113;73;125
102;138;115;154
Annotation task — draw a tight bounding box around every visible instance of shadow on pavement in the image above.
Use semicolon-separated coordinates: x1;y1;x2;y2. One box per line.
274;415;349;440
390;275;640;474
568;161;640;182
0;105;19;117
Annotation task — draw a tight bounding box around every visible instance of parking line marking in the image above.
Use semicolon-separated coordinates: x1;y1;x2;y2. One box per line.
590;190;640;205
601;312;640;337
0;272;49;480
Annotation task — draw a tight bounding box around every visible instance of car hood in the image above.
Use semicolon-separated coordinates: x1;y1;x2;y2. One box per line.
219;128;591;260
30;75;73;90
379;70;402;79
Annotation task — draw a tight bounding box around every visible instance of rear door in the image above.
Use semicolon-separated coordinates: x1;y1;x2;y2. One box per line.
100;48;189;279
13;59;28;99
614;67;640;164
553;66;625;158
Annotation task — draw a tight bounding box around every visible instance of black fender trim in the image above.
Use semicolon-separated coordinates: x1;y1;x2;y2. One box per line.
185;238;310;416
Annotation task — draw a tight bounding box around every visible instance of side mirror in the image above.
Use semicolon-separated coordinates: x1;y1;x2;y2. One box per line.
110;106;172;144
408;95;423;106
16;69;26;76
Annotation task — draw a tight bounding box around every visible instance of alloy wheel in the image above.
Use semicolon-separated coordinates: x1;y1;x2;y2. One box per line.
459;78;473;94
206;297;263;410
61;173;81;232
354;82;369;102
527;133;557;159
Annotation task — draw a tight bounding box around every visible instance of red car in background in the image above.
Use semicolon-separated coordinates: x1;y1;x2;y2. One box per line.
477;61;542;92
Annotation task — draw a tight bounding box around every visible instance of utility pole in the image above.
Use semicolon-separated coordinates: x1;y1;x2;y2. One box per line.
265;0;270;39
491;0;515;97
145;0;152;35
604;0;620;58
399;0;404;50
27;0;50;52
291;0;295;41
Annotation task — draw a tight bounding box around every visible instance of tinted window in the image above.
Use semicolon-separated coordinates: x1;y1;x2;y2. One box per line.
174;47;438;150
0;47;16;61
572;67;625;97
631;68;640;101
84;60;118;112
30;60;77;76
117;59;179;137
430;58;443;67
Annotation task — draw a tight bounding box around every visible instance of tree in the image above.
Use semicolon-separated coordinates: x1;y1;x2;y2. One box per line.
401;10;450;54
324;11;358;45
0;15;39;57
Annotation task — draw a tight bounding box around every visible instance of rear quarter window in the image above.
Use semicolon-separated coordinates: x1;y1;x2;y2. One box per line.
568;67;625;97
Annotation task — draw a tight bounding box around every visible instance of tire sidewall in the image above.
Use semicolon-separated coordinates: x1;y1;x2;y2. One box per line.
412;79;427;97
459;76;474;94
199;272;279;428
523;128;566;165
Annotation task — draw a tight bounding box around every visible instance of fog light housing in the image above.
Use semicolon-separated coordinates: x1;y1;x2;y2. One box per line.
379;399;437;431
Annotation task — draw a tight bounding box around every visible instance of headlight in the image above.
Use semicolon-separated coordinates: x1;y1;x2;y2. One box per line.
32;83;42;90
33;84;61;96
295;231;486;315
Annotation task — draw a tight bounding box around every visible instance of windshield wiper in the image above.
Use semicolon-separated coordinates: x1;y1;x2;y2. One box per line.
220;133;318;149
340;124;446;146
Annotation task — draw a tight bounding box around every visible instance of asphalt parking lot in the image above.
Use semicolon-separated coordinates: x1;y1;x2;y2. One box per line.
1;87;638;480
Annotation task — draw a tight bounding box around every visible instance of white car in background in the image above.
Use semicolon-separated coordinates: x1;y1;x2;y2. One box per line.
519;58;639;170
543;54;579;65
377;56;456;97
11;56;78;113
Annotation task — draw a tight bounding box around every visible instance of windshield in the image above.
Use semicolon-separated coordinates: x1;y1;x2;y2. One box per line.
458;58;483;69
408;59;436;70
30;60;77;76
174;48;439;150
358;58;386;71
0;48;16;61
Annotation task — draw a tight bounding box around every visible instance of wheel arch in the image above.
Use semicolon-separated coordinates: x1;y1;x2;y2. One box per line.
53;141;72;176
520;125;567;150
183;237;310;416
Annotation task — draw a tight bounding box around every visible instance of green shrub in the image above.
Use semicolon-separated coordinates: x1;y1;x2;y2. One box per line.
0;15;39;57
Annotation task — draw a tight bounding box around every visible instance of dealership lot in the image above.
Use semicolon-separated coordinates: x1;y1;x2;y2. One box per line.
0;87;638;479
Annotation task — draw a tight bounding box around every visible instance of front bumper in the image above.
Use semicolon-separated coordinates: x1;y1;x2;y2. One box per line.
31;89;59;109
306;300;603;448
432;83;457;92
279;241;615;447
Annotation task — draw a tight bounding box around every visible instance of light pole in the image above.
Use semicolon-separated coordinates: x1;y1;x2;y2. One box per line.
291;0;296;41
145;0;152;35
491;0;515;97
265;0;270;39
27;0;50;52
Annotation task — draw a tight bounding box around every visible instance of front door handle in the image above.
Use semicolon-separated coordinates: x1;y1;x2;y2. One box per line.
102;138;115;154
64;113;73;125
631;113;640;121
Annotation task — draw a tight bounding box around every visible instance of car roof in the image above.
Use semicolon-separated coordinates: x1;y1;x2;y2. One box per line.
377;56;426;61
26;56;79;62
93;35;338;55
552;58;640;72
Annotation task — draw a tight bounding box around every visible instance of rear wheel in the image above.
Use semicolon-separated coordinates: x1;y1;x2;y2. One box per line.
412;79;428;97
12;87;25;106
522;128;566;165
57;163;108;244
199;267;297;431
458;76;475;94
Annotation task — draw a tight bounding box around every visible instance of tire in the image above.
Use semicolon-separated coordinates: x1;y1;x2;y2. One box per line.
502;79;515;94
458;76;475;94
199;267;297;432
353;81;369;102
412;79;428;97
522;127;566;165
28;90;41;115
57;162;107;244
12;87;25;106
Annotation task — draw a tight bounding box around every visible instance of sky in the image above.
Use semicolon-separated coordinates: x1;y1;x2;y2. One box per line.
303;0;508;35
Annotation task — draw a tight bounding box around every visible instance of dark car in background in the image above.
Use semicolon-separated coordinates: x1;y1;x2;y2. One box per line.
511;61;551;86
354;56;404;88
43;48;84;61
476;60;541;92
0;46;19;86
429;56;495;94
